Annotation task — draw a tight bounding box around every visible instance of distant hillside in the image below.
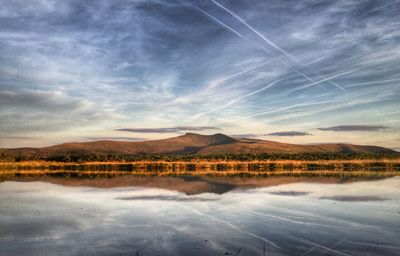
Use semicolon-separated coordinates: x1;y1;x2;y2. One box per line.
1;133;396;159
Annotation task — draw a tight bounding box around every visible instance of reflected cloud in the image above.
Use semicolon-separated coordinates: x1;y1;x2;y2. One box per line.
0;219;84;239
115;195;219;202
319;195;388;202
269;191;310;196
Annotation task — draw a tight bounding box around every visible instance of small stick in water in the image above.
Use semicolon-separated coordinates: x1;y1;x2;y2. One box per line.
235;248;242;256
263;242;266;256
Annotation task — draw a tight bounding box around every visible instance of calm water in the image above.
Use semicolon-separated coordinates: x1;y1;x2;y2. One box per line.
0;176;399;256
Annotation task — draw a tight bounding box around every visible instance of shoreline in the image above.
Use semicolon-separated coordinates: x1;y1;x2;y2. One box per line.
1;159;399;178
1;159;399;170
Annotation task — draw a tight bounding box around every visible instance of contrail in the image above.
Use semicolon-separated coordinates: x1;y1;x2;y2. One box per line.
188;3;272;55
206;60;269;90
294;70;315;82
188;206;282;249
301;192;400;256
171;60;271;106
184;1;350;122
287;69;359;94
209;0;318;85
230;79;282;103
297;238;354;256
328;80;347;92
194;1;347;95
190;79;282;121
211;0;348;92
199;3;343;96
187;1;322;87
262;96;393;124
212;0;300;65
344;78;400;88
301;237;332;256
301;235;351;256
295;70;346;92
192;4;247;42
244;209;332;228
374;110;400;117
242;80;384;121
244;100;338;118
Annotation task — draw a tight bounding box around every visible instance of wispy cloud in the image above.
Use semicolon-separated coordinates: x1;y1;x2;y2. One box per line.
210;0;349;93
231;131;312;138
0;90;116;134
211;0;296;62
0;0;399;148
319;195;387;202
0;90;86;111
0;136;37;140
230;133;262;138
287;69;359;94
116;126;220;133
318;125;389;132
84;136;146;141
267;131;312;136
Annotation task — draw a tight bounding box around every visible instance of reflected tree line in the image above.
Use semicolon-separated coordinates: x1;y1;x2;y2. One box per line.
0;152;399;162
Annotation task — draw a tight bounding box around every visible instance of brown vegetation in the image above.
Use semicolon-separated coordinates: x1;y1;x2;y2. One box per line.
1;133;396;161
0;159;399;180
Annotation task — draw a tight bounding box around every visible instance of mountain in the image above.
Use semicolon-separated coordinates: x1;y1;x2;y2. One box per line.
1;133;396;158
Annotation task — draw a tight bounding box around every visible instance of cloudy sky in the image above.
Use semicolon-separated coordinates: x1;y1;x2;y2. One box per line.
0;0;399;149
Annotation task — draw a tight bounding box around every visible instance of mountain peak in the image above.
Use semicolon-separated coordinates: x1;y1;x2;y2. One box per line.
181;133;236;145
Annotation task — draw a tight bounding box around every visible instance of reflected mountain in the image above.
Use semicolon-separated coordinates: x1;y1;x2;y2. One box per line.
4;175;395;195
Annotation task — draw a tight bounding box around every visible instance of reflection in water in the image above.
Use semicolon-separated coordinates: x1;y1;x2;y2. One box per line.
115;195;219;202
3;175;396;195
0;176;399;255
319;195;388;202
269;191;310;196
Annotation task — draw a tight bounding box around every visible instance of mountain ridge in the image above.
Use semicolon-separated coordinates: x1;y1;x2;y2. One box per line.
1;133;396;157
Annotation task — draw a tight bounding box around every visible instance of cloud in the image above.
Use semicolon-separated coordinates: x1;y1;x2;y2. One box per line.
115;126;221;133
267;131;312;136
0;136;37;140
318;125;389;132
84;136;146;141
231;131;312;138
0;90;86;112
0;90;117;134
230;133;261;138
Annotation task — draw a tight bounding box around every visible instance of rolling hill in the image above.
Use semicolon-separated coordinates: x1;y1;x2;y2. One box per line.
1;133;396;158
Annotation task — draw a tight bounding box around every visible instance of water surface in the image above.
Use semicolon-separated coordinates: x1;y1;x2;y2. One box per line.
0;176;399;255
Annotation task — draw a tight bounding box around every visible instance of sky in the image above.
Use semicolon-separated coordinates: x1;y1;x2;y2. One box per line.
0;0;399;149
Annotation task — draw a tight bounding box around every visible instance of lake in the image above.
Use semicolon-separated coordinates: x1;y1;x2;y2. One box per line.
0;175;399;255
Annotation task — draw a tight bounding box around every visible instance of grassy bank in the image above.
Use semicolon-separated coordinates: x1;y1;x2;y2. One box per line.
0;159;399;177
1;169;398;183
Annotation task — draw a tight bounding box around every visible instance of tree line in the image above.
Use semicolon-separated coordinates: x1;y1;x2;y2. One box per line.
0;152;399;162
